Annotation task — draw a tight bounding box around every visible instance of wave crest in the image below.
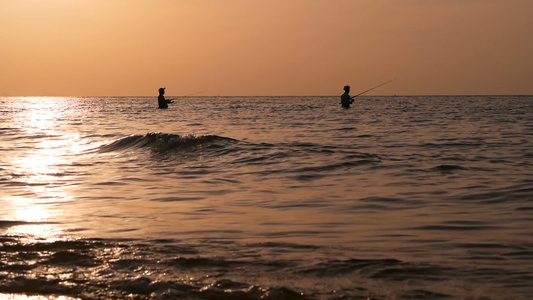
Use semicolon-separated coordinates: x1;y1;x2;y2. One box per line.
98;133;236;153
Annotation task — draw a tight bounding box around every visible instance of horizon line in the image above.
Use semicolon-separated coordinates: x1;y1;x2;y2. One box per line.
1;94;532;98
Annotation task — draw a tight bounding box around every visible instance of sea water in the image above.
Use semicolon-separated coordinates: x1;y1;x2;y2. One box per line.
0;95;531;299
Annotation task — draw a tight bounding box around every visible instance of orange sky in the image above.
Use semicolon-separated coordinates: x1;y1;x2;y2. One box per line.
1;0;532;96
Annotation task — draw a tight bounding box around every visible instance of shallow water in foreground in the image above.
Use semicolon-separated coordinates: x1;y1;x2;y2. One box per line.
0;96;532;299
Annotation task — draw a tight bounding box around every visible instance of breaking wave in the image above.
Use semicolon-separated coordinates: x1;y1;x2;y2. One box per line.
97;133;237;153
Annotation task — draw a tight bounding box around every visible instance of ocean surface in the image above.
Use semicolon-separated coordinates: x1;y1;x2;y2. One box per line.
0;95;531;299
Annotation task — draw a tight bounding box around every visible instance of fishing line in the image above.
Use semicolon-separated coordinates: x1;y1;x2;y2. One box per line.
182;89;210;97
352;79;395;99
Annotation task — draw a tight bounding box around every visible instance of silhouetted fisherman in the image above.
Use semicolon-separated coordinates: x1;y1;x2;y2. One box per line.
158;87;173;109
340;85;355;108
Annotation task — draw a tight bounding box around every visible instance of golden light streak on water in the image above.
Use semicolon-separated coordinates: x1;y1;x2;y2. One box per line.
2;97;85;239
2;197;62;238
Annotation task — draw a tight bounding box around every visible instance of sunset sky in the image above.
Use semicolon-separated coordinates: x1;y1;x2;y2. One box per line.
1;0;532;96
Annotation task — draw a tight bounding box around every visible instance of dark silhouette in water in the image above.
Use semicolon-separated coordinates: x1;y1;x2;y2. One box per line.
340;85;355;108
158;87;173;109
340;80;394;109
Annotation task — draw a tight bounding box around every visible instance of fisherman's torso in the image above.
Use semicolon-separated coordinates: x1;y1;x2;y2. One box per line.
158;95;168;108
340;92;351;108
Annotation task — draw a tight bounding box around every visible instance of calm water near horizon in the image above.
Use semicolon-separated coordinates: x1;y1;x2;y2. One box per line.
0;95;532;299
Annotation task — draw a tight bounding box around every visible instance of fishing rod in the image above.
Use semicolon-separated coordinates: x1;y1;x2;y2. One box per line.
166;90;209;102
352;79;395;99
183;90;209;97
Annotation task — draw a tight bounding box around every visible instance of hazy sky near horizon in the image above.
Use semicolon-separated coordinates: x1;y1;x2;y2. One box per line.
1;0;532;96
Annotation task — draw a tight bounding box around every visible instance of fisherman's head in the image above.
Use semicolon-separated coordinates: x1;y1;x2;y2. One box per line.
159;87;165;95
343;85;350;92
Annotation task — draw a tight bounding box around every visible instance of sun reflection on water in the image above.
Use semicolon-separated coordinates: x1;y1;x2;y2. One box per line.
2;97;83;239
0;294;79;300
3;197;61;238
